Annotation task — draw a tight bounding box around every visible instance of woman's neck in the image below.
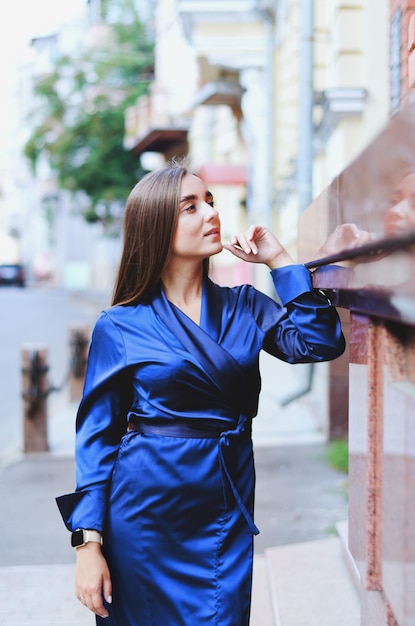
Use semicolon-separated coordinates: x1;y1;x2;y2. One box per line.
161;263;204;324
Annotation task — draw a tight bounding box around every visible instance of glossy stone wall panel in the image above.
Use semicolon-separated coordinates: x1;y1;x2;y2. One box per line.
328;309;350;438
382;454;406;624
299;102;415;305
366;322;384;592
336;103;414;232
382;322;415;625
348;451;367;576
349;360;368;581
348;313;370;585
349;313;370;365
334;103;415;234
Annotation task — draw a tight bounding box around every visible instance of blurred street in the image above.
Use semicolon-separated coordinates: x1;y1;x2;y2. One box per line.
0;285;106;459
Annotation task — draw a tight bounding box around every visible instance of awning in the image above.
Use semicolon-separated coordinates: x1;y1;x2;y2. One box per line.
131;128;188;156
197;164;247;185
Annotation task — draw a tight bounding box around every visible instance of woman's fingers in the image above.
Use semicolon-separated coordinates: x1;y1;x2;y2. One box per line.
228;225;263;255
224;225;293;268
89;588;110;618
77;588;110;618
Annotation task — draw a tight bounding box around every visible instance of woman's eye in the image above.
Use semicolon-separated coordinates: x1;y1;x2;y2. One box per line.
184;205;196;212
208;201;215;208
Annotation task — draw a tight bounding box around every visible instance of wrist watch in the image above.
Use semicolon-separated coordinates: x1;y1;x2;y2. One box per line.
71;528;103;549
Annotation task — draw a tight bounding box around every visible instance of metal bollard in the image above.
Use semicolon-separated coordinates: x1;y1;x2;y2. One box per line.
21;345;49;453
68;324;90;402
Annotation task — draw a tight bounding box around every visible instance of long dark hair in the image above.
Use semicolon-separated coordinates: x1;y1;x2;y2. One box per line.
112;164;188;306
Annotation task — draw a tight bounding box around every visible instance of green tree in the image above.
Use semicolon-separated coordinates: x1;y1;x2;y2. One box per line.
24;1;154;232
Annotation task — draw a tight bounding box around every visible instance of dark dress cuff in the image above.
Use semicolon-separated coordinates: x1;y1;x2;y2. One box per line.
56;486;107;532
271;265;313;305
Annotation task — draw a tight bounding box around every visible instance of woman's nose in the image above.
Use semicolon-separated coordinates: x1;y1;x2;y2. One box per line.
205;202;219;219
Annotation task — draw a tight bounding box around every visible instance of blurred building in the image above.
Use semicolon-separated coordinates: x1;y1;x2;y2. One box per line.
125;0;390;269
3;8;98;287
4;0;154;292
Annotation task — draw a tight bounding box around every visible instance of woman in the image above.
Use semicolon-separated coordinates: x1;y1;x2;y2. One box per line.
57;163;345;625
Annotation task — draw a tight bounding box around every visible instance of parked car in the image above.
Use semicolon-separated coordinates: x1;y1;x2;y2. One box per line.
0;264;26;287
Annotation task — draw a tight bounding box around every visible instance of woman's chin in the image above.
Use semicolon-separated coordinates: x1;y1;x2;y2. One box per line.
214;242;224;255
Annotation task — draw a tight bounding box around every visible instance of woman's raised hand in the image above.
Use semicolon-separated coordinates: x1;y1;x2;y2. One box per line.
223;225;295;269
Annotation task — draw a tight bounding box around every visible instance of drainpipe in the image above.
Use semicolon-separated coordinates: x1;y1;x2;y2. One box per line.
283;0;315;406
263;9;274;229
297;0;314;213
256;3;275;229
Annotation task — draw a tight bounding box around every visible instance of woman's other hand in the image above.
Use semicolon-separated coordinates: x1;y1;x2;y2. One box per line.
223;225;295;269
75;542;112;618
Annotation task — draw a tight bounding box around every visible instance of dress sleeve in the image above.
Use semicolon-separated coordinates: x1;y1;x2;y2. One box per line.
56;311;131;532
260;264;345;362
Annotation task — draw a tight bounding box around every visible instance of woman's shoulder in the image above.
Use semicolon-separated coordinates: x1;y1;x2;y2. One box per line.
94;301;151;332
208;278;284;327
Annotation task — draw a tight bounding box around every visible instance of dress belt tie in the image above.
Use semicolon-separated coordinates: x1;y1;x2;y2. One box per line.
127;416;259;536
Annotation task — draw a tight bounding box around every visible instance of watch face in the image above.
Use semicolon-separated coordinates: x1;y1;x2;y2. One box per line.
71;529;85;548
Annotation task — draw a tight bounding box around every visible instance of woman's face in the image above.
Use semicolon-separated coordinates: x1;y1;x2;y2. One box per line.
171;173;223;261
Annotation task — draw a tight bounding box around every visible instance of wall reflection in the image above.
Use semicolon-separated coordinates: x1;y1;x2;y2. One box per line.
299;101;415;306
384;172;415;236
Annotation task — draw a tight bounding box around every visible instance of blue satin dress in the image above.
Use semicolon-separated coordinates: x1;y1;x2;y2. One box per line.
57;265;345;626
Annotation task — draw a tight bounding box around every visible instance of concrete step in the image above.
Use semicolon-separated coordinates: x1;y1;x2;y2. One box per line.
264;535;361;626
251;553;275;625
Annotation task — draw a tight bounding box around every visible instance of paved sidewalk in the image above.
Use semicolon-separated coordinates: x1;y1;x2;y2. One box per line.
0;353;349;625
0;564;93;626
